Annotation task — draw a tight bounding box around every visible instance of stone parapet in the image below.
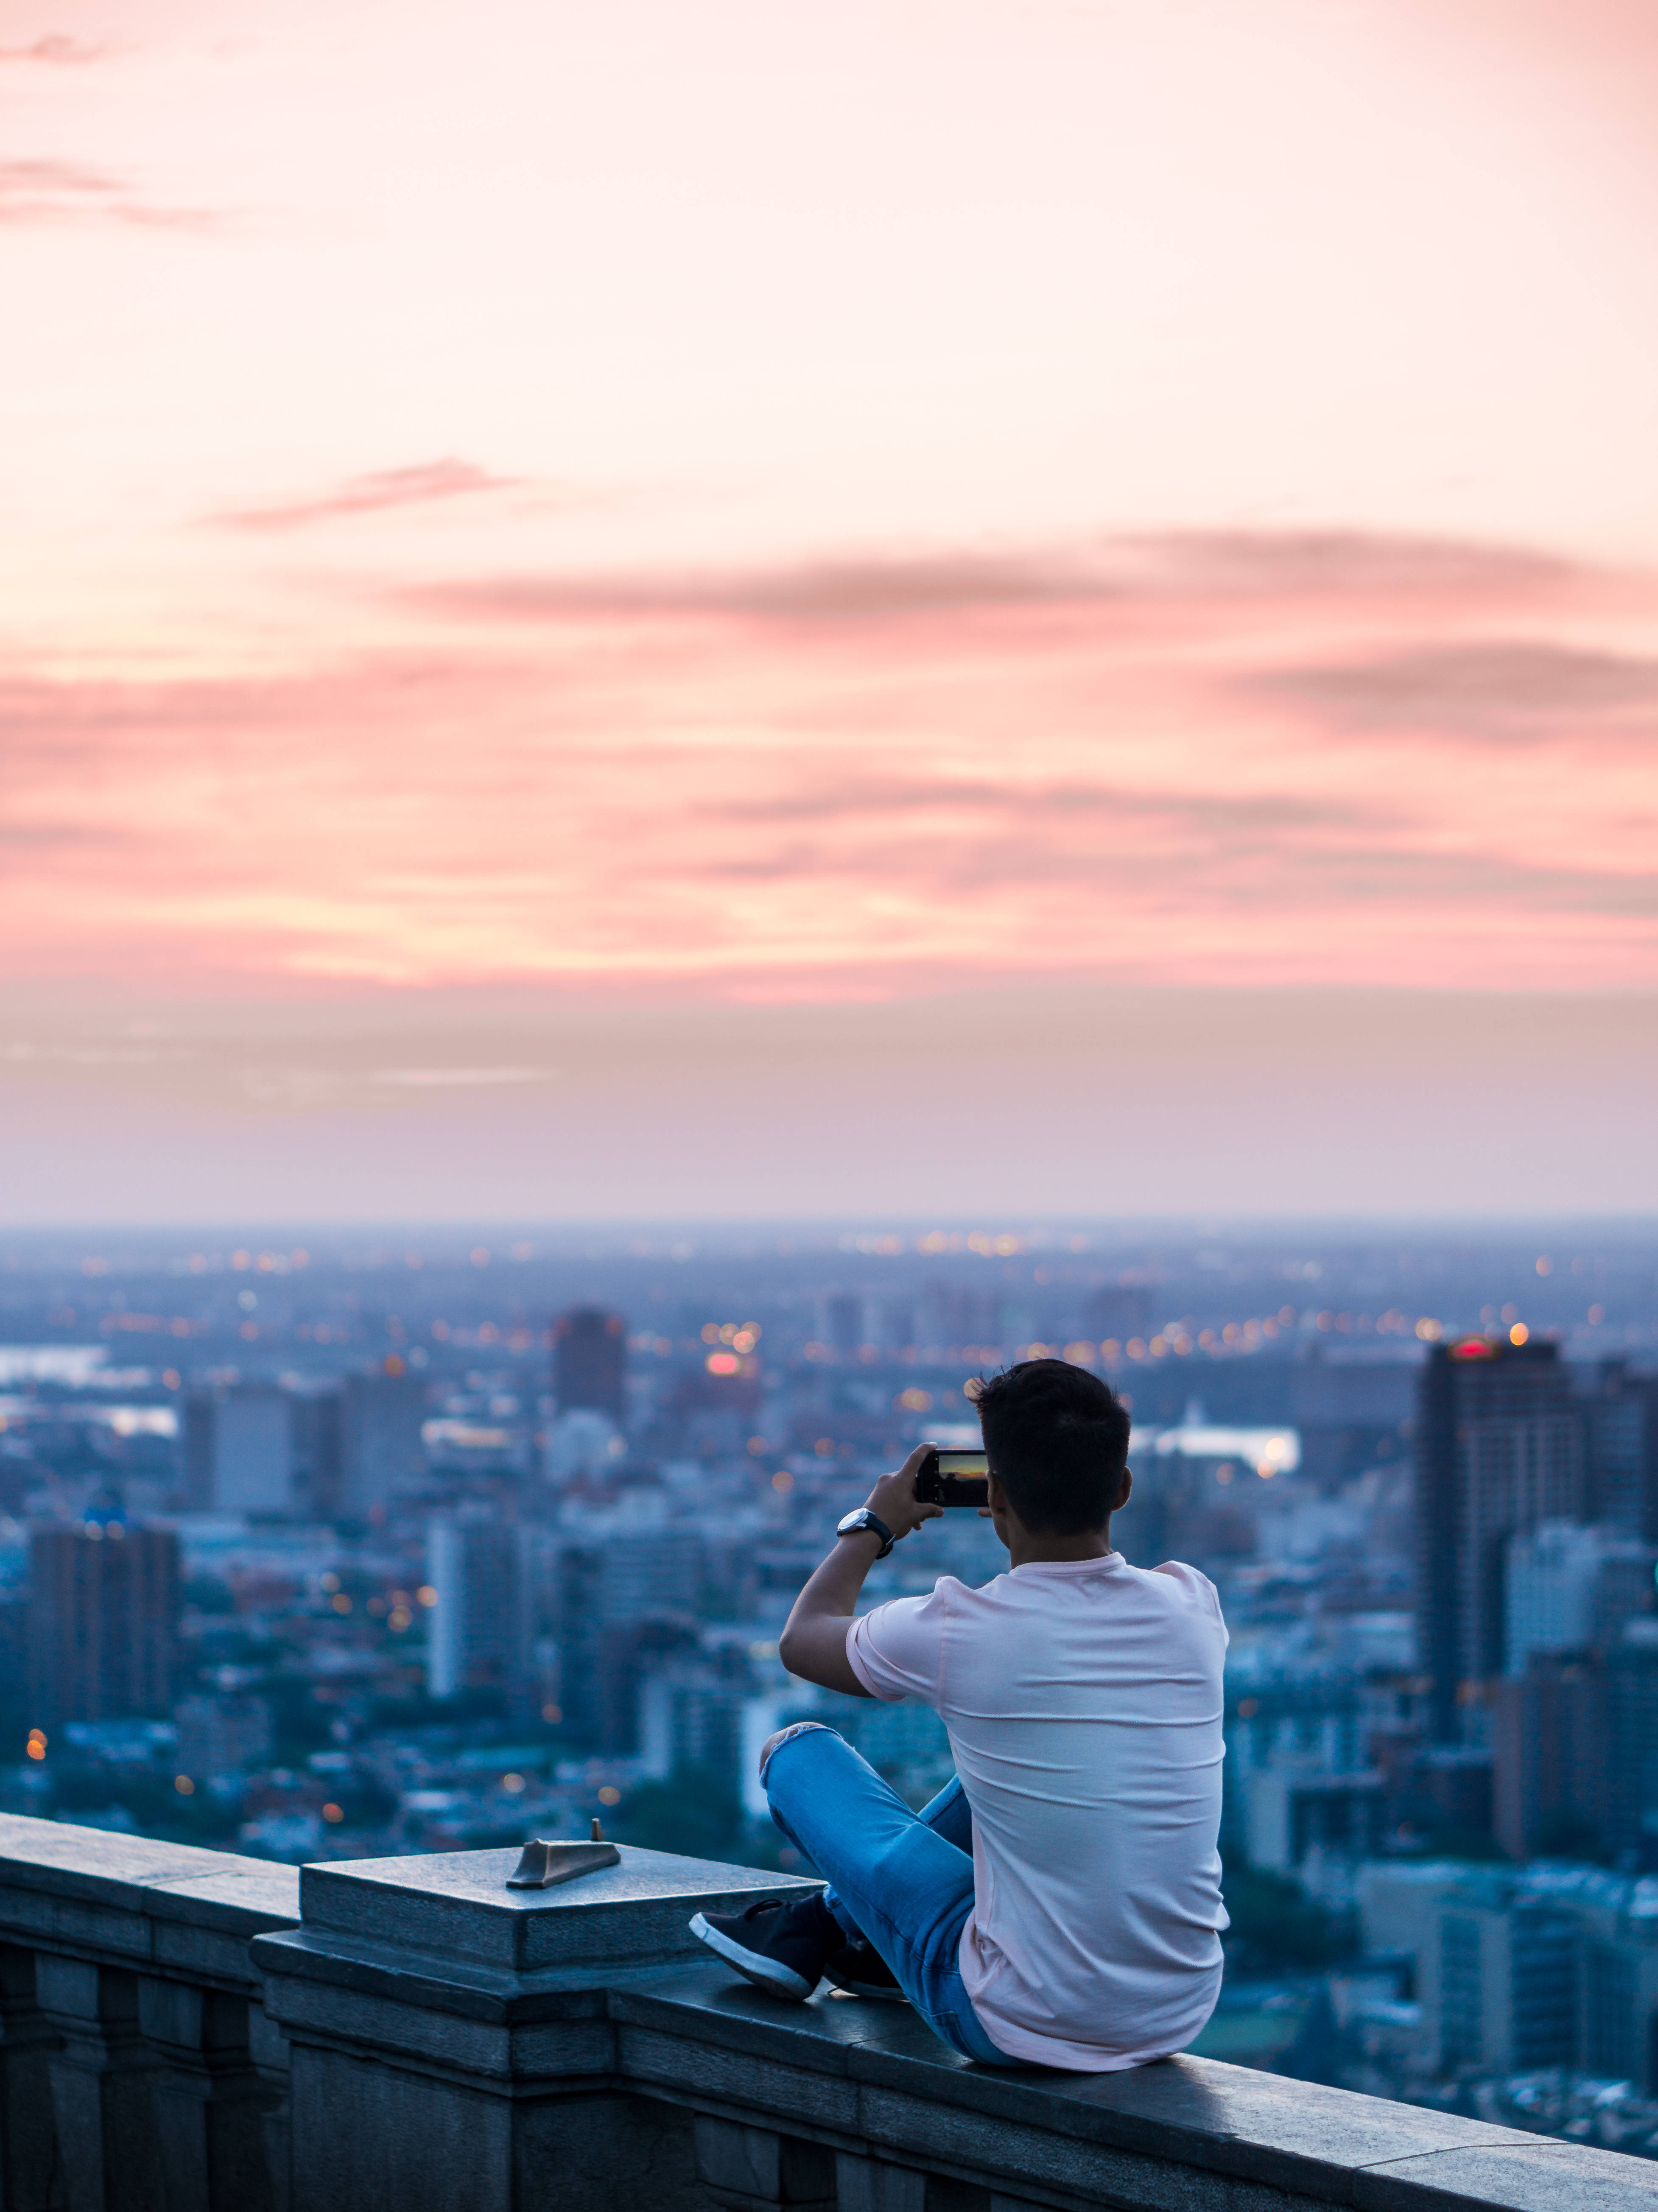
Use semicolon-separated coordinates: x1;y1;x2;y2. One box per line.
0;1814;299;2212
0;1814;1652;2212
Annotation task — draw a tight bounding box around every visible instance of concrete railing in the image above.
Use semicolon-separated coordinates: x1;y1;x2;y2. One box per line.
0;1813;1652;2212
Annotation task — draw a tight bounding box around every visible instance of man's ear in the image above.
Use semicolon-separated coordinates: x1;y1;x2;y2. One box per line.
1115;1466;1133;1512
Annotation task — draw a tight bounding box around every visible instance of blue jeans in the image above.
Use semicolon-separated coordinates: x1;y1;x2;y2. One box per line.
761;1723;1025;2067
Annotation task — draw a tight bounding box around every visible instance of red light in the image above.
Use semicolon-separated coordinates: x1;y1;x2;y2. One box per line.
706;1352;740;1376
1450;1338;1496;1360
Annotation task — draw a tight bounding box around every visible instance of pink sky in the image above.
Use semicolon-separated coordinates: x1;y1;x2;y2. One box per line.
3;0;1656;1219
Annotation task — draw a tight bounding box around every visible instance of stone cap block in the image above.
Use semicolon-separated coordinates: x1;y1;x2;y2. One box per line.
299;1844;819;1975
0;1813;255;1915
0;1814;299;1988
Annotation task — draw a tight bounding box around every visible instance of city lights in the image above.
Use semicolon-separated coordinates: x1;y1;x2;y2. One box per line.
0;1219;1647;2140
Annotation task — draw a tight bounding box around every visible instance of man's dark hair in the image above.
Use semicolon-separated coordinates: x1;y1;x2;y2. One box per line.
973;1358;1130;1534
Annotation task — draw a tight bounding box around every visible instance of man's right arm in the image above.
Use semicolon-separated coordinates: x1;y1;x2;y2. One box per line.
778;1444;942;1695
777;1530;881;1697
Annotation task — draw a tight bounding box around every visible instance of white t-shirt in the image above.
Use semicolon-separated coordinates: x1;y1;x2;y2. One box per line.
844;1552;1229;2071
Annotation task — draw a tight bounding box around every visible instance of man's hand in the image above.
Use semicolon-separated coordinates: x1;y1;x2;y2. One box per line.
866;1443;945;1543
776;1444;943;1696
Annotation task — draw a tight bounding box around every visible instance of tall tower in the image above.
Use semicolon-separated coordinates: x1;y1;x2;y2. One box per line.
182;1385;294;1514
551;1308;626;1426
425;1516;527;1702
337;1365;428;1518
1585;1359;1658;1536
27;1524;181;1726
1414;1338;1584;1743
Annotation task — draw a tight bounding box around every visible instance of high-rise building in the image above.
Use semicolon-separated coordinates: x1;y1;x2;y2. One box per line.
291;1387;344;1517
555;1532;702;1746
918;1283;1004;1356
1431;1882;1578;2075
823;1294;862;1360
544;1409;623;1487
425;1515;528;1702
1585;1359;1658;1536
1082;1284;1153;1350
337;1366;429;1518
182;1385;294;1514
1602;1619;1658;1860
1492;1520;1658;1860
1503;1518;1654;1673
1361;1860;1658;2089
1291;1348;1416;1489
27;1525;181;1726
1490;1656;1606;1859
551;1308;626;1425
639;1651;748;1785
1413;1338;1585;1742
878;1299;915;1356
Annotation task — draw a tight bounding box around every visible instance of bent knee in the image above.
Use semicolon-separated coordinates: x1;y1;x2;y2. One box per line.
758;1719;842;1788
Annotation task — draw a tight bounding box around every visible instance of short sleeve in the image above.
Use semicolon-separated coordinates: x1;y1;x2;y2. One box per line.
1153;1559;1228;1644
844;1585;950;1704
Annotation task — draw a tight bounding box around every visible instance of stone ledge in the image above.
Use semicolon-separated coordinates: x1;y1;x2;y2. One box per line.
0;1813;299;1989
607;1966;1658;2212
0;1815;1655;2212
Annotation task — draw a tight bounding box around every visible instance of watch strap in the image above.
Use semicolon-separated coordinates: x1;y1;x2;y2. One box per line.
842;1508;895;1558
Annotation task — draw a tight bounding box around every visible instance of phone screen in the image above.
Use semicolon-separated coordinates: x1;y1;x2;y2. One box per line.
935;1450;988;1480
917;1447;990;1507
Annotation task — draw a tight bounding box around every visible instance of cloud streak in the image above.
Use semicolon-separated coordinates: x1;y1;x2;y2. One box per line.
2;525;1655;999
1253;641;1658;746
0;36;108;65
405;529;1585;629
0;158;216;231
213;459;521;533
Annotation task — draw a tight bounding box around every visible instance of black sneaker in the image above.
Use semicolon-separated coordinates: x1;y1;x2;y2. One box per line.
825;1938;908;2003
689;1892;842;2001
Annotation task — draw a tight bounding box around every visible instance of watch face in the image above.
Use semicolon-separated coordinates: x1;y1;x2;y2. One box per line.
836;1508;869;1536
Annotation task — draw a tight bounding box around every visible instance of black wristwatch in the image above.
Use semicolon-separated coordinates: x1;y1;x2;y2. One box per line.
836;1506;895;1559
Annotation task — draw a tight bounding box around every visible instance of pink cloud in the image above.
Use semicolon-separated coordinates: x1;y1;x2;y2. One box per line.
2;528;1655;1001
1254;641;1658;746
404;529;1582;629
0;36;108;64
0;157;216;230
212;459;520;533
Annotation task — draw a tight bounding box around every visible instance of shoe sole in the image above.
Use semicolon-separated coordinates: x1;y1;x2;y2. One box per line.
688;1912;815;2001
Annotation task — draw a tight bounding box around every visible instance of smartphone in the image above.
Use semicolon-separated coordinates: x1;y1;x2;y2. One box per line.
914;1447;989;1508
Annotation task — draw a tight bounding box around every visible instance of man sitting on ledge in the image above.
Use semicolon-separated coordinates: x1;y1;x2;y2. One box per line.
691;1357;1229;2071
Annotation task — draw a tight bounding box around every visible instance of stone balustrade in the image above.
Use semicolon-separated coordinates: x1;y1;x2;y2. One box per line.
0;1812;1653;2212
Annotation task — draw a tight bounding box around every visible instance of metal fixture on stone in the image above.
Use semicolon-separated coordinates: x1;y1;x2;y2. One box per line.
505;1833;621;1889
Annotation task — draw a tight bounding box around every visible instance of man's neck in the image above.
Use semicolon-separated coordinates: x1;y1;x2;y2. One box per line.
1005;1522;1115;1569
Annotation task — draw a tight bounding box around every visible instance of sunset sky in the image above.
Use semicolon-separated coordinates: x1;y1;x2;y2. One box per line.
3;0;1657;1221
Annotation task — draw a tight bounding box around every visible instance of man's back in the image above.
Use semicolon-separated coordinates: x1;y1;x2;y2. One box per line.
847;1550;1229;2070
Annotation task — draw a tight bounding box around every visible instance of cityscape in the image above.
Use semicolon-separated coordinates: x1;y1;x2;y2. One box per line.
5;0;1655;2201
1;1218;1655;2152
